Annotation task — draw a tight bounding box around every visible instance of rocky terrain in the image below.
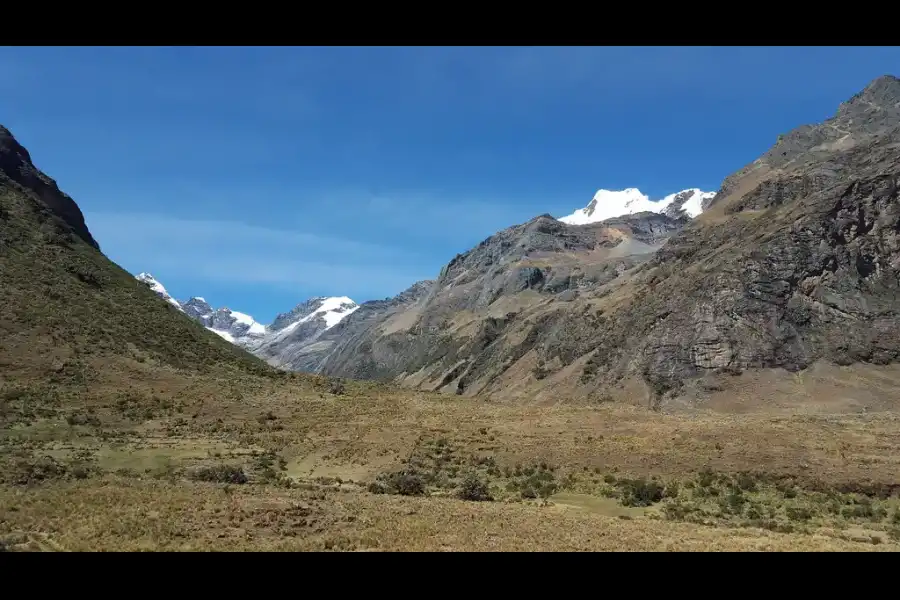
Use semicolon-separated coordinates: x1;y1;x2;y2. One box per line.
132;187;717;377
252;191;713;376
308;75;900;405
315;210;691;389
588;74;900;399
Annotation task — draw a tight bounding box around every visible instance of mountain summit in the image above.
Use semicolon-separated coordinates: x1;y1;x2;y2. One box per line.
558;188;716;225
0;125;99;249
135;272;269;346
135;272;359;354
136;272;182;310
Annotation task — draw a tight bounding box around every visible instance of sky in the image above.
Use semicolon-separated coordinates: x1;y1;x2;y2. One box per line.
2;46;899;323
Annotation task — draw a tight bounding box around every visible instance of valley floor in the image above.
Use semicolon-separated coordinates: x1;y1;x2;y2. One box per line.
2;359;900;551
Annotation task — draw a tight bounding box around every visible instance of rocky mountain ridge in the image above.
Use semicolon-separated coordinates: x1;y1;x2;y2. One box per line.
0;125;99;250
305;75;900;404
311;208;693;388
135;273;268;346
136;186;712;372
135;272;359;353
121;75;900;405
253;281;433;371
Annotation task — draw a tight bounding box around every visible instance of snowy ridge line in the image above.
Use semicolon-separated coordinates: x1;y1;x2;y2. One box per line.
558;187;716;225
269;296;359;341
136;272;183;310
134;272;358;350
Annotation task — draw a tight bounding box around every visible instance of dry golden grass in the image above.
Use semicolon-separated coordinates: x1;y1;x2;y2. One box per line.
2;476;891;552
3;355;900;552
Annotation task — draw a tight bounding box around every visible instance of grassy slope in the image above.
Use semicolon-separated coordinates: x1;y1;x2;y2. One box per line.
0;177;274;381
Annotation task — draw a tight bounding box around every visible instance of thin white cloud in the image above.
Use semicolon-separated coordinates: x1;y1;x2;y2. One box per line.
396;47;722;106
87;183;547;245
356;191;540;239
87;212;434;299
90;212;397;258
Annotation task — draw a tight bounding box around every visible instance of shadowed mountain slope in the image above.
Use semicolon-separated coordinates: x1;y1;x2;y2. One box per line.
0;125;274;380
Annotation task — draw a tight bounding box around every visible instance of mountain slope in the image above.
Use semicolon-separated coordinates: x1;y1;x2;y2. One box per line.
252;296;359;369
595;74;900;396
0;126;274;380
135;273;269;346
314;75;900;404
275;280;435;374
0;125;98;250
135;272;183;310
316;211;690;389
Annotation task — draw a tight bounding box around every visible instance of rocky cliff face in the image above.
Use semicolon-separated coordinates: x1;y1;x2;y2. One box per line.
257;282;432;373
315;210;690;392
596;75;900;397
0;125;99;250
312;75;900;403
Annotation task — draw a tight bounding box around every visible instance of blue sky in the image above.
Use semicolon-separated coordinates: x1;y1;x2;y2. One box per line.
2;46;898;322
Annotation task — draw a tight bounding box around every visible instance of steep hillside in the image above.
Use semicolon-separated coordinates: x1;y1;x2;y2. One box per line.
258;282;431;372
0;126;274;380
0;126;98;250
317;211;689;389
316;75;900;404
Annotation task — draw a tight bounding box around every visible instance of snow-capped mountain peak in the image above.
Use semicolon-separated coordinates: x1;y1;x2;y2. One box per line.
309;296;359;329
557;188;716;225
251;296;360;369
136;272;182;310
220;309;267;336
181;297;213;319
135;272;357;352
659;188;716;219
135;273;267;346
271;296;359;339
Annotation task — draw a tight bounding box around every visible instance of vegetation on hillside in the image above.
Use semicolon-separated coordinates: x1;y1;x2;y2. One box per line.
0;178;275;379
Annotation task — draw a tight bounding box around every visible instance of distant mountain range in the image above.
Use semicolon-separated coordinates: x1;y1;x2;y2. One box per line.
134;273;359;354
128;74;900;403
136;185;715;373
